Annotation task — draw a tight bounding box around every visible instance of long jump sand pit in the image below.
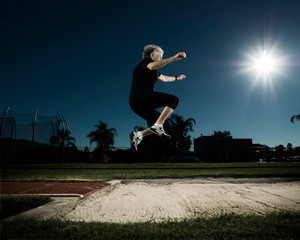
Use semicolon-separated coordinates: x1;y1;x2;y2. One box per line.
63;178;300;223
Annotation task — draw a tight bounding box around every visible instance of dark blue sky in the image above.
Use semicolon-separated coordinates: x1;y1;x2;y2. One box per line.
1;0;300;148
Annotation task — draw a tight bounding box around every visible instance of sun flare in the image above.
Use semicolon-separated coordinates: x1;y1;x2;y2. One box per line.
253;51;277;74
237;41;287;84
248;48;282;81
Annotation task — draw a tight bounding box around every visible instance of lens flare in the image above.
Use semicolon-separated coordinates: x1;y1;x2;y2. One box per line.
247;47;284;81
236;41;288;87
253;50;277;75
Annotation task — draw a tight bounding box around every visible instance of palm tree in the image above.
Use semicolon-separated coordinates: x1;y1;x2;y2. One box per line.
87;121;117;153
212;130;232;138
49;129;76;149
275;144;286;160
287;143;293;151
58;129;76;148
169;114;196;152
49;128;76;163
290;114;300;123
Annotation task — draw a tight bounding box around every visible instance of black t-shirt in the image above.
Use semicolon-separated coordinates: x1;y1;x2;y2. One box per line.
130;58;161;96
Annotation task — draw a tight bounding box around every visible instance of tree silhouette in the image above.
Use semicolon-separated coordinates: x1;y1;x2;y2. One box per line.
49;129;76;149
287;143;293;151
87;121;117;153
212;130;232;138
49;128;76;162
169;114;196;152
275;144;286;160
290;114;300;123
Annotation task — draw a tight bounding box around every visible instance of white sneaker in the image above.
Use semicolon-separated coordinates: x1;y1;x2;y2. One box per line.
130;131;142;152
150;124;171;139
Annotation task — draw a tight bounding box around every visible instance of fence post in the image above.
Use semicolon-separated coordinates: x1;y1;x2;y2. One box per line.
57;113;65;163
0;106;11;147
31;109;37;163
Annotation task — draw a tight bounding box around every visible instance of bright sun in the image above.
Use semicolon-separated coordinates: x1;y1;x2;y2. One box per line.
238;42;287;83
253;51;277;74
249;49;281;80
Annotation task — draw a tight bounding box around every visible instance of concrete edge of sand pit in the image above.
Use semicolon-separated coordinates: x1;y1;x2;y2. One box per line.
4;180;122;221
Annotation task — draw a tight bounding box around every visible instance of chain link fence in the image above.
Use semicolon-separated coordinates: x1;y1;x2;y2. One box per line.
0;107;68;163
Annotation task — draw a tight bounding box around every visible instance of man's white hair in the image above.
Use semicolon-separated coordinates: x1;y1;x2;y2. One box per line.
142;44;164;58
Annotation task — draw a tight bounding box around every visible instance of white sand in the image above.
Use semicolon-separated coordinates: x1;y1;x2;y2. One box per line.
63;178;300;223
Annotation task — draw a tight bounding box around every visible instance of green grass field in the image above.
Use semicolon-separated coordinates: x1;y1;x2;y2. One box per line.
1;212;300;240
1;162;300;181
1;162;300;239
0;195;52;219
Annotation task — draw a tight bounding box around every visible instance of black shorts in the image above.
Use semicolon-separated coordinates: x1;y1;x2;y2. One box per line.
129;91;179;127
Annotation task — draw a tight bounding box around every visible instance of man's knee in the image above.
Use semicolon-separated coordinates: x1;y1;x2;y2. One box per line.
170;96;179;109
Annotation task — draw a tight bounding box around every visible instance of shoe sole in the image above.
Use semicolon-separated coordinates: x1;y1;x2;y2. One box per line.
149;128;171;139
149;128;160;135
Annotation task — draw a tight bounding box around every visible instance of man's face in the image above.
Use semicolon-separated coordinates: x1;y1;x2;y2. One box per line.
151;50;163;61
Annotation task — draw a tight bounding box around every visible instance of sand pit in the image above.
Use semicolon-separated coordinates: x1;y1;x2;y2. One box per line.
62;178;300;223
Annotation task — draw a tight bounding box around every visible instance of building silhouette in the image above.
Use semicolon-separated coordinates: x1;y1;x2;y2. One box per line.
194;136;253;162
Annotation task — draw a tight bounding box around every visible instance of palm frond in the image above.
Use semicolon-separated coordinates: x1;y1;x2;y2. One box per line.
290;114;300;124
87;121;117;151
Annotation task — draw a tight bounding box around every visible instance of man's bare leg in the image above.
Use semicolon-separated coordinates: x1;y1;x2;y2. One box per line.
140;128;154;137
155;106;174;125
138;106;174;137
131;106;174;151
139;106;173;137
148;106;174;137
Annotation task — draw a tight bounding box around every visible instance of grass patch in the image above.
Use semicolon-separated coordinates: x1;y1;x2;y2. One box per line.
0;195;52;219
1;211;300;239
1;162;300;181
1;163;299;239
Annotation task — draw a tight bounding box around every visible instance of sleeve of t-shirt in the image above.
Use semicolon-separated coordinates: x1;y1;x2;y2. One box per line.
141;58;161;77
140;58;153;70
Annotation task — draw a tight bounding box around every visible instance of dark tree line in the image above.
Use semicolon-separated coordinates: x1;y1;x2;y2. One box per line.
44;113;299;162
82;114;196;162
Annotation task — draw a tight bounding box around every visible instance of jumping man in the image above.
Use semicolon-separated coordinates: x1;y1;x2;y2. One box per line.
129;44;186;151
